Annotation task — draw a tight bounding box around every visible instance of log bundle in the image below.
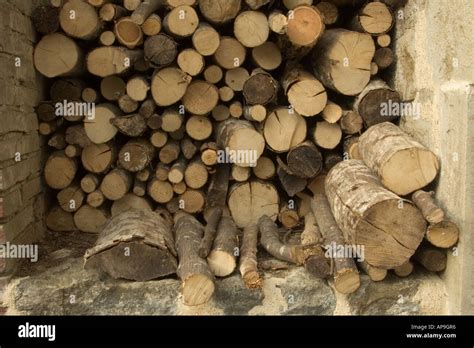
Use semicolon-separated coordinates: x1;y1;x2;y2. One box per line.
35;0;456;304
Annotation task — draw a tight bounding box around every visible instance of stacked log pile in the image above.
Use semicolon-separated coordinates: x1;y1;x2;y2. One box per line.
34;0;458;305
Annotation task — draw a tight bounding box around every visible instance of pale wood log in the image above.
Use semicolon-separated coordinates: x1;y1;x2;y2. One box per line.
358;122;440;195
239;224;262;288
312;29;375;96
59;0;102;40
85;209;177;280
228;180;279;228
325;160;427;268
34;33;84;78
45;151;78;189
74;205;109;233
263;107;307;153
81;142;117;174
174;212;215;306
100;168;133;200
199;0;241;25
192;23;221;56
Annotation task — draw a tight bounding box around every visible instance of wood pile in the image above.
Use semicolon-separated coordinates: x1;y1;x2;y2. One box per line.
34;0;458;305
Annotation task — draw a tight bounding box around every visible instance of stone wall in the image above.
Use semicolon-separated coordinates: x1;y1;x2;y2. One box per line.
393;0;474;314
0;0;48;276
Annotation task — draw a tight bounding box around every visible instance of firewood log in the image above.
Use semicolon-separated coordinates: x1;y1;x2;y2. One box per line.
258;215;304;264
34;33;84;78
239;224;262;288
301;212;331;278
199;0;241;25
325;160;427;268
350;2;394;35
312;194;360;294
414;244;447;272
263;107;307;153
84;210;177;281
358;122;440;195
228;180;279;228
45;151;78;189
207;215;239;277
174;212;215;305
74;205;109;233
59;0;102;40
312;29;375;96
234;10;269;48
352;79;400;127
192;23;221;56
81;142;117;174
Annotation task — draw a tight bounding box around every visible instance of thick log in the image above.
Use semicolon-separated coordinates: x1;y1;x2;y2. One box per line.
350;2;394;35
81;142;117;174
228;180;279;228
251;42;282;71
312;29;375;96
87;47;143;77
282;64;327;116
252;156;276;180
111;193;153;217
34;33;84;78
278;5;325;59
59;0;102;40
84;210;177;281
57;184;85;212
114;17;144;49
234;10;269;48
358;122;440;195
358;261;388;281
174;212;215;306
84;103;120;144
192;23;221;56
182;81;219;115
100;168;133;200
276;157;307;197
163;5;199;37
325;160;427;268
340;110;363;135
263;107;307;153
44;151;77;189
74;205;109;233
393;260;414;278
214;37;246;69
199;0;241;25
216;119;265;167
